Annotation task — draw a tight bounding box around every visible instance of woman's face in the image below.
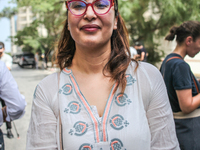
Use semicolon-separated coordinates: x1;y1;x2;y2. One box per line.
187;37;200;57
67;0;117;49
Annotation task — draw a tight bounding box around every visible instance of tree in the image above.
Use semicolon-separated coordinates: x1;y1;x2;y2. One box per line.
11;0;66;58
0;7;17;18
0;7;18;54
6;0;200;66
118;0;200;65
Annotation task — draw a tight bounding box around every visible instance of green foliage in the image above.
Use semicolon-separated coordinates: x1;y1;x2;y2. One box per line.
119;0;200;65
3;0;200;65
10;0;66;56
0;7;17;18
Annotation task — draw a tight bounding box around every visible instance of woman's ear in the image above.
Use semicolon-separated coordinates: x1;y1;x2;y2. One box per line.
113;17;118;30
185;36;193;46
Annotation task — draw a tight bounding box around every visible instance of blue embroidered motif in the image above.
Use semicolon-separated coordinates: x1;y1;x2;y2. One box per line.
68;129;73;135
69;121;88;136
110;138;125;150
115;93;132;106
62;83;73;95
126;74;136;86
64;108;69;113
68;101;81;114
110;114;129;130
33;85;38;99
59;89;62;94
79;143;93;150
124;120;129;127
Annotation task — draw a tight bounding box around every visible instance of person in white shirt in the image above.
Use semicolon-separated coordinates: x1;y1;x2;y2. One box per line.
0;42;15;138
0;60;26;149
26;0;180;149
129;46;137;59
0;42;12;71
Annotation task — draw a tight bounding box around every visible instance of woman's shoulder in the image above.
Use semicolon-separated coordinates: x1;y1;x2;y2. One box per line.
129;61;163;88
37;72;59;95
34;72;59;115
164;53;186;65
129;61;159;76
38;72;58;86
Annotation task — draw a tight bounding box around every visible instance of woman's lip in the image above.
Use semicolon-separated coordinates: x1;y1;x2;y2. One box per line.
81;24;100;31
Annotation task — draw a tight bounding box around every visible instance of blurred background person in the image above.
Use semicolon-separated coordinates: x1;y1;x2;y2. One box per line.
129;46;137;59
0;42;12;70
0;41;14;139
0;61;26;149
134;41;148;62
160;21;200;150
34;52;39;70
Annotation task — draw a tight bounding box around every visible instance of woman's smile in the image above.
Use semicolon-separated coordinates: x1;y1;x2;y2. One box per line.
80;24;101;32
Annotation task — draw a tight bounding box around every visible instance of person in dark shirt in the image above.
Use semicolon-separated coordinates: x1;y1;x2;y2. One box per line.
133;42;147;62
160;21;200;150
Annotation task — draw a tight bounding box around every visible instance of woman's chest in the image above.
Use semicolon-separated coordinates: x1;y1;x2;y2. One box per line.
59;89;151;150
59;69;151;149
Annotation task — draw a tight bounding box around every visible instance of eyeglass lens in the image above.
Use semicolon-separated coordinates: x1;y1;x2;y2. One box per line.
68;0;111;16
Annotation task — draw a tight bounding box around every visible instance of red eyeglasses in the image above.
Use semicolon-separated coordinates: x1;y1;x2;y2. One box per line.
65;0;114;16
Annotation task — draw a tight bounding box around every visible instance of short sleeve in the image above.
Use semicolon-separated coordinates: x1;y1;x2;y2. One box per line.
173;62;192;90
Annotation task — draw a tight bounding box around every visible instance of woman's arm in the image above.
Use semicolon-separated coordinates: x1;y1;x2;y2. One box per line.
26;78;58;150
140;51;145;61
173;62;200;113
176;89;200;113
140;64;180;150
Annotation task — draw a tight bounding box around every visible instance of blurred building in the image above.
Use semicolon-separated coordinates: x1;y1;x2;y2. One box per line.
10;6;47;54
17;6;33;31
10;15;17;54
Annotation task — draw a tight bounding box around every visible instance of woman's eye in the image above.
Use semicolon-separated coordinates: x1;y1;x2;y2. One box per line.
95;3;108;9
97;4;107;8
71;2;85;9
74;4;84;8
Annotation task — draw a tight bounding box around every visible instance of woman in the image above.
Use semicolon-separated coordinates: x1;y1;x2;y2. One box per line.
160;21;200;150
26;0;179;149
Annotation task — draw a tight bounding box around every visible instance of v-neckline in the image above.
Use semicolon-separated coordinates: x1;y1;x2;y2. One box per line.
62;67;117;142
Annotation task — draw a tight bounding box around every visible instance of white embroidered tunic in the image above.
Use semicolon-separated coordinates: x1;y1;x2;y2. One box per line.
26;62;180;150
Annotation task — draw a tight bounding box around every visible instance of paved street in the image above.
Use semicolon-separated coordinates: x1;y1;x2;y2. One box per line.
1;64;58;150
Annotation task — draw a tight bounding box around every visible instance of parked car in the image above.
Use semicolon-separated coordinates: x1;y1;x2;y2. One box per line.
12;53;21;64
13;52;35;68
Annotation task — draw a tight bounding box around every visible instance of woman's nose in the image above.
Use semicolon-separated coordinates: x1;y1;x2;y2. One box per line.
84;5;97;20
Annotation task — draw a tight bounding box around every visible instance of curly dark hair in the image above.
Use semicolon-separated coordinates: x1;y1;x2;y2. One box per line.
56;0;137;92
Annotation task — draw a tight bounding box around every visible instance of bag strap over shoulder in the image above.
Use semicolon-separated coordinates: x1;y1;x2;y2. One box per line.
162;56;182;78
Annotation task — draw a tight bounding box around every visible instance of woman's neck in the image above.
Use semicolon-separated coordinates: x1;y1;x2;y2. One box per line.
70;46;111;74
173;45;187;59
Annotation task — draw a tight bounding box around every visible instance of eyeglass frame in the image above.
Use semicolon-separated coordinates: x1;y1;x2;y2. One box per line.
65;0;115;16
